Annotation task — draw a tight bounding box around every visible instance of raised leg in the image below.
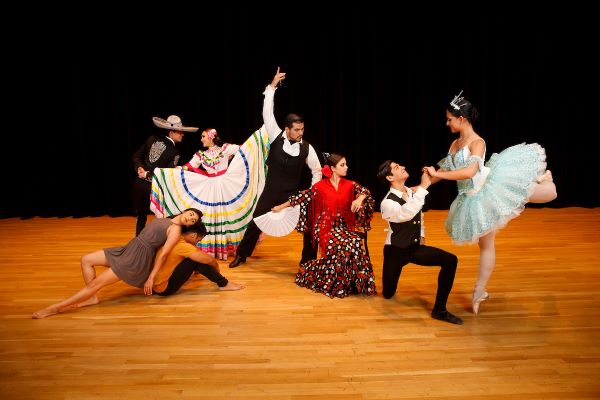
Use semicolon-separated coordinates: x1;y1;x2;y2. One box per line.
530;170;557;203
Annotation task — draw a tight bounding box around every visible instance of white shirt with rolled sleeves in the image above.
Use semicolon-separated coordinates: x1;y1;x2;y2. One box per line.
380;186;428;245
262;85;322;186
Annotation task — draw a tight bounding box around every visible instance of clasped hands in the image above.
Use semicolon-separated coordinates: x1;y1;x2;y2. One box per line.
422;166;437;177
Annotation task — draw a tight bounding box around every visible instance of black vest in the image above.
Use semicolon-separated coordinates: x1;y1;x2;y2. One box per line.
264;132;310;196
386;192;422;249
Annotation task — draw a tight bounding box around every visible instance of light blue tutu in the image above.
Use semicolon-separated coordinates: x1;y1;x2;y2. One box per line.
438;142;546;244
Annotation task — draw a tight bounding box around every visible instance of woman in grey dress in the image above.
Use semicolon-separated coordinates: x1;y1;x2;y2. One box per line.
32;209;203;319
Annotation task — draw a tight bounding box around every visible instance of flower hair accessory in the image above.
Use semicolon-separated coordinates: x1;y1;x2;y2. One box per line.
450;90;465;110
206;128;217;140
322;165;332;178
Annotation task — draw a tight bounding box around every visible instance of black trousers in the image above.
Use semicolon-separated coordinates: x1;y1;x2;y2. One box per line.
154;258;228;296
382;244;458;312
132;178;151;236
236;220;317;262
236;189;288;258
235;189;317;261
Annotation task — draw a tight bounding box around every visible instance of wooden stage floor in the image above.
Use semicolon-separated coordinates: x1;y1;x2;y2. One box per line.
0;208;599;399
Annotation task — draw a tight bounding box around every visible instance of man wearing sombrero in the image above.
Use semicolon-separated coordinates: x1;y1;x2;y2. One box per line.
132;115;198;236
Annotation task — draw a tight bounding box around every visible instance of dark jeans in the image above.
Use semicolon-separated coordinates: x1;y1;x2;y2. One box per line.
154;258;228;296
382;244;458;312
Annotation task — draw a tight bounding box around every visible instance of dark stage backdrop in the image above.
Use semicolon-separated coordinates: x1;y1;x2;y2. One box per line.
6;12;596;218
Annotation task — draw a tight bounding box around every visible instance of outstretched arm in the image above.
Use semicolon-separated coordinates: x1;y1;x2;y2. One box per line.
272;201;291;213
144;225;182;295
424;140;485;181
189;249;219;272
222;143;240;158
306;145;323;186
381;187;428;223
182;152;202;171
270;66;286;88
273;185;315;212
263;67;286;143
426;172;444;185
424;162;478;181
410;171;433;191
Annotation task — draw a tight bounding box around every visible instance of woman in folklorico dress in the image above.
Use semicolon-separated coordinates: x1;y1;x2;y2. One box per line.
272;153;377;298
150;125;270;260
423;91;558;315
180;128;239;175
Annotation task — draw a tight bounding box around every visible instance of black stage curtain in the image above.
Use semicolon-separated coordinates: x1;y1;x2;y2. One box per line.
7;11;596;218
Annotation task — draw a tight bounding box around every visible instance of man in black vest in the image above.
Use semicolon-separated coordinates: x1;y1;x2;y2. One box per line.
377;160;463;325
229;68;322;268
132;115;198;236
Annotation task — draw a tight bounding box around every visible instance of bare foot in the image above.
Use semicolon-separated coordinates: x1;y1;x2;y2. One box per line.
76;295;99;308
32;306;59;319
219;281;245;291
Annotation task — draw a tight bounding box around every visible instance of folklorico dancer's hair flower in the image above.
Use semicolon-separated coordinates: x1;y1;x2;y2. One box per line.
206;128;217;140
322;165;332;178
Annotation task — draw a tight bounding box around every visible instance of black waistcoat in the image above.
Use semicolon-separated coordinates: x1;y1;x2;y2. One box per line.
264;132;310;196
386;192;422;249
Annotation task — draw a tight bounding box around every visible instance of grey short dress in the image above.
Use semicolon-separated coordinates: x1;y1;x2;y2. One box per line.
104;218;174;287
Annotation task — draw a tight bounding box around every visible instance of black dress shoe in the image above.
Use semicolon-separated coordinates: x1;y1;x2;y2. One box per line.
229;255;246;268
431;310;463;325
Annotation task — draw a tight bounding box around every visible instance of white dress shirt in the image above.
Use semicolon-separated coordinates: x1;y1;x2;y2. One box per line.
380;186;428;245
262;85;322;186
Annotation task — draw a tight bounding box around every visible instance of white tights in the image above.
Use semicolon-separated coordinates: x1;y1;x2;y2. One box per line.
474;231;496;300
529;181;557;203
473;179;557;299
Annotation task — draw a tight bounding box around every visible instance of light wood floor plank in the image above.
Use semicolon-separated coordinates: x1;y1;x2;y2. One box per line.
0;208;599;399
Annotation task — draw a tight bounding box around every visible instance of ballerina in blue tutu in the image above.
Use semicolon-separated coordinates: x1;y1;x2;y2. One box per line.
423;91;557;315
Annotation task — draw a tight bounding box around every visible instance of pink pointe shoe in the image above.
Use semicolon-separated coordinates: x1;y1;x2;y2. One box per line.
472;291;490;315
537;170;553;183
